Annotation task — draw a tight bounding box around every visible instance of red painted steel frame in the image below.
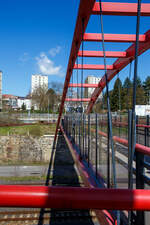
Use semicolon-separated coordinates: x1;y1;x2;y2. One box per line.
78;50;127;58
87;29;150;113
0;185;150;210
61;125;114;225
92;2;150;16
83;33;146;42
69;83;98;88
92;128;150;157
74;64;113;70
65;98;90;102
54;0;95;142
113;136;150;156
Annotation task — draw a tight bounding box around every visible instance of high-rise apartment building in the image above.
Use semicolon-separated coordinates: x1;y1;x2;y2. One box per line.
84;75;102;98
0;71;2;111
31;74;48;93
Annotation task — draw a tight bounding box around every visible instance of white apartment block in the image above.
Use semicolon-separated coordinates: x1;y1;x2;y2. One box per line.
84;75;102;98
31;74;48;93
0;71;2;111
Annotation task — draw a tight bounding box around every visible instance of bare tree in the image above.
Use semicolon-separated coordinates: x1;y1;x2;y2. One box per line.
31;85;48;111
31;85;58;112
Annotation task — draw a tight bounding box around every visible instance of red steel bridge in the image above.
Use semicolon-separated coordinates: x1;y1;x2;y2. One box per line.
1;1;150;225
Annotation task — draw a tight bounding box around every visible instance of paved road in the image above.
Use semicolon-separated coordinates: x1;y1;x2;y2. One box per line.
0;166;48;177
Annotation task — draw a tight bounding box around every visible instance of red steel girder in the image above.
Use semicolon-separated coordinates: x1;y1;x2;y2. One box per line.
65;98;90;102
92;128;150;157
113;136;150;157
83;33;146;42
92;2;150;16
74;64;113;70
54;0;95;142
1;185;150;210
69;83;98;88
61;125;115;225
86;29;150;113
78;50;127;58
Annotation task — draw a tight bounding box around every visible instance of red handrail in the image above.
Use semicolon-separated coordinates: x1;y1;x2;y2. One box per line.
91;128;150;156
0;185;150;210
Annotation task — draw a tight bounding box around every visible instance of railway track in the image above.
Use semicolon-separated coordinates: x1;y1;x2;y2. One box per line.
0;210;47;225
0;133;98;225
0;209;97;225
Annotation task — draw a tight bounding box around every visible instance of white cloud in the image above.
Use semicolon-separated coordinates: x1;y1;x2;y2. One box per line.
36;53;64;77
48;46;61;57
19;52;30;63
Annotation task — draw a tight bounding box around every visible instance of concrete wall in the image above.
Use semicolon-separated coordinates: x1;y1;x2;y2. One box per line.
0;135;54;164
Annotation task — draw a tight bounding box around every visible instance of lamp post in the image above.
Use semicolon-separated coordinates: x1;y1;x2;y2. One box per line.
48;98;50;123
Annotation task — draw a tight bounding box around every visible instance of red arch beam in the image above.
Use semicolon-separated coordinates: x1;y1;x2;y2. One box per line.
74;64;113;70
69;83;98;88
92;2;150;16
78;50;127;58
65;98;90;102
86;29;150;113
83;33;146;42
54;0;95;143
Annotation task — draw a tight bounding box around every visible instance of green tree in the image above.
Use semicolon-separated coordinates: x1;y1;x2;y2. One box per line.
136;76;142;88
143;76;150;104
110;78;124;111
123;76;145;108
123;77;132;89
136;77;145;105
21;103;26;111
47;88;57;112
122;77;133;110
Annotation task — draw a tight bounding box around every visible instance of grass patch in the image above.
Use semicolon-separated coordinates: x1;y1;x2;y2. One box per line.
0;175;47;182
0;124;56;136
0;175;83;182
0;161;49;166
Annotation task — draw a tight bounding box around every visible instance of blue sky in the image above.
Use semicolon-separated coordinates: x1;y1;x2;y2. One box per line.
0;0;150;96
0;0;80;96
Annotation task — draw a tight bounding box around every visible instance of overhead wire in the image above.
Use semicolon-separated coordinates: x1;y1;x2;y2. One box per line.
76;51;79;106
81;18;84;113
98;0;120;223
126;61;132;110
98;0;117;188
71;60;74;109
129;0;142;189
117;72;121;112
128;2;142;224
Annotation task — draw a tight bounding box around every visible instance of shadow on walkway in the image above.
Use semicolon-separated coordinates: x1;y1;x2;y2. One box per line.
38;131;94;225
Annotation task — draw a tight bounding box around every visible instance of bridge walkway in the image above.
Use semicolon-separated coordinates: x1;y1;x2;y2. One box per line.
38;131;97;225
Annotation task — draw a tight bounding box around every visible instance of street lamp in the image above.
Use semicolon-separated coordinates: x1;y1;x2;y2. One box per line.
48;98;50;123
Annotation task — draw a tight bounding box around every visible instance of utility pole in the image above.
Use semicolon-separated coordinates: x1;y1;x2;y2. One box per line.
48;98;50;123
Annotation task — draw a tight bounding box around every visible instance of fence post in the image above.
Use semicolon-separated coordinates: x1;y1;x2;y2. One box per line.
136;115;139;143
85;115;87;158
119;113;121;137
83;114;85;158
135;150;145;225
79;117;81;156
95;113;98;178
107;112;110;188
135;115;145;225
128;110;133;225
88;114;90;167
146;115;149;147
72;118;75;143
